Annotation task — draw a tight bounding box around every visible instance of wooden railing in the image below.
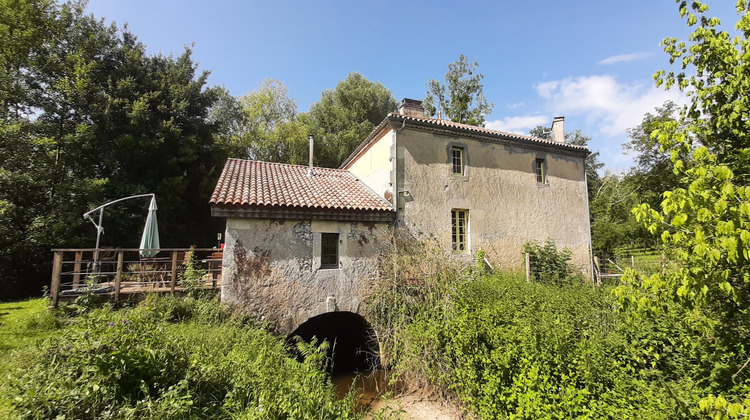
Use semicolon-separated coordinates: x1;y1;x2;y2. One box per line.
49;248;223;306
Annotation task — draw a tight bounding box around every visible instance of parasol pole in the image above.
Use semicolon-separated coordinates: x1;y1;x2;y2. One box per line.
84;193;155;273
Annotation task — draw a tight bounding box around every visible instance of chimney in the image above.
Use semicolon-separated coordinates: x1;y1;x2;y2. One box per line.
307;135;314;176
397;98;425;117
550;116;565;143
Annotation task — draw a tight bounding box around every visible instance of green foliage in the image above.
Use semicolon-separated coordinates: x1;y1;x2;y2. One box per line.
370;267;703;418
179;248;207;297
475;249;487;272
523;239;578;285
424;54;494;126
589;173;647;255
616;0;750;413
624;101;684;210
0;0;228;300
0;299;60;418
308;72;397;167
218;78;313;165
654;0;750;180
6;296;359;419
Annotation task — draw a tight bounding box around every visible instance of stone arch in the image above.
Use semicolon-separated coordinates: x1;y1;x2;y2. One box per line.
287;311;380;375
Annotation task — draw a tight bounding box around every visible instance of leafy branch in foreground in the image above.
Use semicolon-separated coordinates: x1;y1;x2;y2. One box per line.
616;1;750;417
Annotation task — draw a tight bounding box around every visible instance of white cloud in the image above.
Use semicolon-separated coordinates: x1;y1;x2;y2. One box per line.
506;102;525;109
535;80;559;98
532;74;685;137
598;52;652;65
485;115;550;134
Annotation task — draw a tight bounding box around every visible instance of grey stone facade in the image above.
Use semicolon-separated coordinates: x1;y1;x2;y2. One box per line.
221;217;390;334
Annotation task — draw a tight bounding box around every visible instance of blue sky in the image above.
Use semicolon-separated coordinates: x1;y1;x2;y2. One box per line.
85;0;740;172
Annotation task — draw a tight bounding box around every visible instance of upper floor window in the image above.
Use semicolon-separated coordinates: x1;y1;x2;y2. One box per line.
451;209;468;252
451;147;464;175
320;233;339;269
535;158;546;183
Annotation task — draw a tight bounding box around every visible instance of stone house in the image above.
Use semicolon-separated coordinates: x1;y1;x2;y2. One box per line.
209;99;592;333
209;159;394;333
342;99;592;273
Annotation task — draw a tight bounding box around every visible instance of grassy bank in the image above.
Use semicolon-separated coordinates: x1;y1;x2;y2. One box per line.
368;269;707;418
0;296;359;419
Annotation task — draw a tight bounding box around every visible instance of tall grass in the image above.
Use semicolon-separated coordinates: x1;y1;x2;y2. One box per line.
2;295;360;419
367;239;705;418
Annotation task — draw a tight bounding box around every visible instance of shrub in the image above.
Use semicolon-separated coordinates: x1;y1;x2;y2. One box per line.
523;238;578;285
179;248;207;297
369;263;704;418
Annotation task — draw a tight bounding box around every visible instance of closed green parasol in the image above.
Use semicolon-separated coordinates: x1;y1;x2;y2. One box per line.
139;196;160;257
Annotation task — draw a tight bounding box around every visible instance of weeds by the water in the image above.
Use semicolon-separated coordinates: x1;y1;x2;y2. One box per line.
1;295;361;419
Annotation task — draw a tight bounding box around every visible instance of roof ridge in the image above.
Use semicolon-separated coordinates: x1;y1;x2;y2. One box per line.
384;112;588;150
227;158;352;173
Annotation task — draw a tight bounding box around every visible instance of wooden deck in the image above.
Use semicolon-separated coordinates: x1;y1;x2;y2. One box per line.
50;248;223;306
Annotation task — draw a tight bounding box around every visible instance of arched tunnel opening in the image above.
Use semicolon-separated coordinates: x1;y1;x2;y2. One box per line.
287;311;381;376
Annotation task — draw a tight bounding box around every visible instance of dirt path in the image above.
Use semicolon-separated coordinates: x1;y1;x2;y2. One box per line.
364;389;463;419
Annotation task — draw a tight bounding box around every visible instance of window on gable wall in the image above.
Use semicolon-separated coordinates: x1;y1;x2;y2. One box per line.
451;147;464;175
320;233;339;269
535;158;546;183
451;209;468;252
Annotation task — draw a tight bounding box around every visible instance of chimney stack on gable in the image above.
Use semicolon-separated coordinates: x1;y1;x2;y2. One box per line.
398;98;425;117
550;116;565;143
307;135;314;176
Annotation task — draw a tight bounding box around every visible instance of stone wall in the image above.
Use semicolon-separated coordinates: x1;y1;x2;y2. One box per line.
396;129;592;275
221;217;390;334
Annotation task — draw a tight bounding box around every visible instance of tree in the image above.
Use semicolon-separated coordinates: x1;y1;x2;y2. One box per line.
616;1;750;415
623;101;683;210
588;173;644;255
219;79;312;164
0;0;227;300
424;54;493;126
308;72;396;167
654;1;750;182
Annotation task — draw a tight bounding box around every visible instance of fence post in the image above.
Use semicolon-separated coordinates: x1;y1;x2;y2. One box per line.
631;255;635;267
594;256;601;285
72;251;82;289
170;251;178;295
50;251;63;307
114;251;123;303
525;252;531;283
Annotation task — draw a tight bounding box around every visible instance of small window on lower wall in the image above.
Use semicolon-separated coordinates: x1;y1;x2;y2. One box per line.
320;233;339;269
451;209;468;252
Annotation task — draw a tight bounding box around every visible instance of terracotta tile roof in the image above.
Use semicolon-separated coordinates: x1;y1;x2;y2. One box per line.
210;159;393;212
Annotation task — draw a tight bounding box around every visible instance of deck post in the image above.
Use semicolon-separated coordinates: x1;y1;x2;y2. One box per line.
50;251;63;307
114;251;124;303
171;251;178;295
72;251;82;289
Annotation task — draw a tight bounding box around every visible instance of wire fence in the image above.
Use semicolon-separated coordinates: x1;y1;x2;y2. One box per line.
594;249;665;285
